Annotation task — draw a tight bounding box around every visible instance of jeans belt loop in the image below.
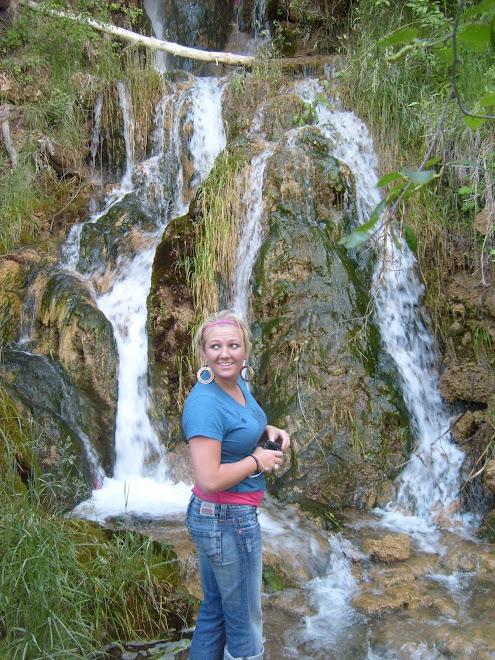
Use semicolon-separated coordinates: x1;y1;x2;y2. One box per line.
220;503;227;521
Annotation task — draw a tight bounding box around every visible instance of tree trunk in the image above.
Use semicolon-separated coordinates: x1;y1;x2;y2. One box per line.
0;108;18;169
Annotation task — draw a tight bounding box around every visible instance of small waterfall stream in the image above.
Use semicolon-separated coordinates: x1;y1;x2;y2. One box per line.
73;75;226;520
231;147;274;319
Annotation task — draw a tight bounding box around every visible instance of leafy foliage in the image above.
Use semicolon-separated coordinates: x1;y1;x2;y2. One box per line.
340;0;495;256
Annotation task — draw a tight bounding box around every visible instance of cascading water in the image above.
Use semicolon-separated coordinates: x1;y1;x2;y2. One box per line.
309;94;468;536
374;242;467;528
72;75;226;521
231;147;274;319
142;0;167;73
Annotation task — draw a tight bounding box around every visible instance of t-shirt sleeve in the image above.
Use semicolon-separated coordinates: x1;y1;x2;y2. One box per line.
182;394;225;441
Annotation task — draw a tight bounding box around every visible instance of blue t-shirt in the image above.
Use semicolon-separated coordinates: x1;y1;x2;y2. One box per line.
182;378;267;493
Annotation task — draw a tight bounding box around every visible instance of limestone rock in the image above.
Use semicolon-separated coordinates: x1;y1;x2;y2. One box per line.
474;204;494;237
439;361;495;404
353;581;424;614
363;534;411;562
449;411;476;443
483;459;495;496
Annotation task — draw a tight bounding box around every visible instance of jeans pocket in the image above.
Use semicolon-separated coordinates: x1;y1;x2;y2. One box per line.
235;511;259;530
187;527;223;564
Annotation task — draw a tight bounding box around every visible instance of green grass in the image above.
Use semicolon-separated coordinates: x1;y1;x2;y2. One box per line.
0;386;192;659
191;147;250;322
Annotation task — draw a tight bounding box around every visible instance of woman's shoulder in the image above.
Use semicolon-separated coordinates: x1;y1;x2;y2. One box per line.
184;382;222;408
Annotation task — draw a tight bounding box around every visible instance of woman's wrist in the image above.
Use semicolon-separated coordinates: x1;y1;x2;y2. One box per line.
248;453;265;478
249;454;259;472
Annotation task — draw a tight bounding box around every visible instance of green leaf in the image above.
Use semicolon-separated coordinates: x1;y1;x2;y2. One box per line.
338;229;371;249
386;182;409;201
378;28;419;47
464;0;495;19
401;167;437;185
338;199;386;249
403;224;418;254
376;172;404;188
390;226;401;250
424;156;443;168
492;15;495;51
480;92;495;107
463;115;486;129
457;24;491;51
367;198;387;225
435;47;454;64
448;159;479;167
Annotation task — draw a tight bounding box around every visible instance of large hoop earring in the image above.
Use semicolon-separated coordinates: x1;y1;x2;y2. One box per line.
240;364;254;382
197;365;214;384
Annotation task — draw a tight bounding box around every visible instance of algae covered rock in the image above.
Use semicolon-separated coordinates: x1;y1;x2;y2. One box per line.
249;126;411;511
148;213;196;451
0;236;118;480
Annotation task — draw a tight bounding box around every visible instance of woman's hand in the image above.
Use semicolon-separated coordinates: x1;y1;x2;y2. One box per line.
252;445;284;473
265;424;290;452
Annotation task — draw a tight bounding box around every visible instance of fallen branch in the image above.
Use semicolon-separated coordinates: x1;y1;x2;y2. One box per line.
0;107;18;169
23;0;255;67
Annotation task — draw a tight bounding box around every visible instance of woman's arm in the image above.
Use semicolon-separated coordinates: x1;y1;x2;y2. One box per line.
189;436;283;494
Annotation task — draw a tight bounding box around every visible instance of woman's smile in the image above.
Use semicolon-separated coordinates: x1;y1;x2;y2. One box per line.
201;326;246;384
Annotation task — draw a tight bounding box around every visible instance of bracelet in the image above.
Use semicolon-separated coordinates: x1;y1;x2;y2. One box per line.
248;453;265;478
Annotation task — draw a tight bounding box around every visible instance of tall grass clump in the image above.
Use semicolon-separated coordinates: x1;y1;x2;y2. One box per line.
0;386;191;659
191;147;250;320
0;160;39;252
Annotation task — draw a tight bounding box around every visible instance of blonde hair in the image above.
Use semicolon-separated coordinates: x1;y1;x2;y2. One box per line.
193;310;251;366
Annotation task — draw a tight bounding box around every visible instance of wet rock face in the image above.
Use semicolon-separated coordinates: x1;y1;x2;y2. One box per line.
147;214;196;451
0;241;118;477
363;534;411;563
247;127;411;511
155;0;235;72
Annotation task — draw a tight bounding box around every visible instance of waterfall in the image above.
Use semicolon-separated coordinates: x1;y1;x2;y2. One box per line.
72;75;227;521
117;81;136;188
143;0;167;73
375;242;466;527
187;77;227;189
231;147;274;320
302;99;467;535
98;247;166;481
89;95;103;185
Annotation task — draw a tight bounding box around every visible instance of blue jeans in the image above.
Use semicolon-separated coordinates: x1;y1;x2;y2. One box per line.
185;495;264;660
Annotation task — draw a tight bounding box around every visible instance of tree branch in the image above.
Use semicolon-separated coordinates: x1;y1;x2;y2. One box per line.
23;0;255;67
0;107;18;169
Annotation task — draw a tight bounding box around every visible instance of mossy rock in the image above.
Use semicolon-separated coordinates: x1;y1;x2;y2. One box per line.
478;509;495;543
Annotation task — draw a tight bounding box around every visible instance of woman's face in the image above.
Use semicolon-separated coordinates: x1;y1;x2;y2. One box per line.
201;325;247;386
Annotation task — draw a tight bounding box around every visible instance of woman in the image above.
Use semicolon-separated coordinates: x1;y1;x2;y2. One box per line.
183;310;290;660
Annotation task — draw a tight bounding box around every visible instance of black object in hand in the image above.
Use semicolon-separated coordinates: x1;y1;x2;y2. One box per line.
264;440;281;451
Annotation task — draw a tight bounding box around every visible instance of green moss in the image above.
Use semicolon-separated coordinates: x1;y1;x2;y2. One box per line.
262;567;290;594
478;510;495;543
